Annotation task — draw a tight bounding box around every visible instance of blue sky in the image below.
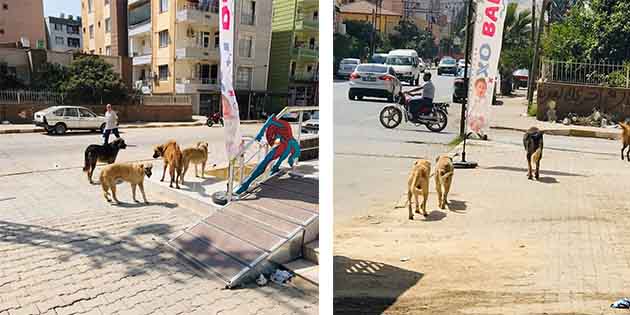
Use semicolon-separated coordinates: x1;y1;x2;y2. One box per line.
43;0;81;18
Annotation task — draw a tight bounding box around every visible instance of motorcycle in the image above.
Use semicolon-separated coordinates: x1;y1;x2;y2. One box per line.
379;92;449;132
206;112;224;127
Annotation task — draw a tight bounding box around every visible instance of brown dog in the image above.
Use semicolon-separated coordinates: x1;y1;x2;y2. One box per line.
620;122;630;161
100;162;152;204
181;141;209;184
408;159;431;220
523;127;544;180
153;140;183;189
435;155;454;209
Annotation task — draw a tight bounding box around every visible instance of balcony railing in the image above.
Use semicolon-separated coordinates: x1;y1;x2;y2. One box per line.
292;46;318;60
181;2;219;13
241;13;255;25
291;72;318;82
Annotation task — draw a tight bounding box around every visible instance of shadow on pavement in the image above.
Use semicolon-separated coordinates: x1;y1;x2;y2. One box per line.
334;255;424;315
484;166;586;177
447;199;467;212
422;210;446;221
112;201;178;209
537;176;559;184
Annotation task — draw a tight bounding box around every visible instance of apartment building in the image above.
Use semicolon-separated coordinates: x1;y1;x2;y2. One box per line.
0;0;46;48
45;14;83;52
81;0;128;56
268;0;319;107
128;0;272;115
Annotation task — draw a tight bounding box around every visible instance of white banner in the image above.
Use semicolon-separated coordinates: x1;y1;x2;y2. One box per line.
219;0;242;159
466;0;507;135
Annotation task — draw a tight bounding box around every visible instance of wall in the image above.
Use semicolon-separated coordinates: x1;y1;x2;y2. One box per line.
0;0;46;49
536;82;630;121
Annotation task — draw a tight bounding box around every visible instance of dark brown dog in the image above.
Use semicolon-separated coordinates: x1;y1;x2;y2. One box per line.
523;127;543;180
153;140;183;189
83;138;127;184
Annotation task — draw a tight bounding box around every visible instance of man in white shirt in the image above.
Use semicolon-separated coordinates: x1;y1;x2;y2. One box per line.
405;72;435;120
103;104;120;144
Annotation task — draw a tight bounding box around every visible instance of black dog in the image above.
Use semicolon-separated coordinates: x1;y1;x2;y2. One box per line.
523;127;543;180
83;138;127;184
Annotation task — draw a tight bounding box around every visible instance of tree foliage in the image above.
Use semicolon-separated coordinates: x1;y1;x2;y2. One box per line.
0;62;25;89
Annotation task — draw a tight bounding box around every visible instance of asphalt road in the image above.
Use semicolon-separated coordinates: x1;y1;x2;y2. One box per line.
334;69;462;222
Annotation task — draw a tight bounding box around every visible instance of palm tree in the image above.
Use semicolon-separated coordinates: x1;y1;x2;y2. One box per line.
502;3;533;50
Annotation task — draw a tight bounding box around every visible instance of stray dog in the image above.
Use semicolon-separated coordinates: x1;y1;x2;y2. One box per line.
620;122;630;161
181;141;210;184
100;163;152;204
83;138;127;184
435;155;454;209
153;140;183;189
523;127;544;180
408;159;431;219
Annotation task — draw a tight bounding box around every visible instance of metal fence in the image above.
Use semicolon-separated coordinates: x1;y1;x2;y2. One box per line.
140;94;191;106
0;90;65;105
542;60;630;88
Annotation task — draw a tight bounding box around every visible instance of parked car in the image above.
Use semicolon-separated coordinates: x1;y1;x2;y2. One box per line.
457;59;466;70
348;64;402;101
337;58;361;79
386;49;423;85
369;53;389;64
437;57;458;76
453;70;498;105
512;69;529;89
301;111;319;134
281;112;311;122
34;106;106;135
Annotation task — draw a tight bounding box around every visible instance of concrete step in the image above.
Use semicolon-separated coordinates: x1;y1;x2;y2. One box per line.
283;258;318;287
304;240;319;264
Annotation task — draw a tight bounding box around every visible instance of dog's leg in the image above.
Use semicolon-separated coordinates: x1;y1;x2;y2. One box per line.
201;161;206;178
526;153;533;180
408;190;413;220
169;164;174;188
182;160;189;184
443;174;452;208
139;182;148;204
111;185;120;203
161;162;167;182
420;180;429;216
435;173;443;209
622;143;627;160
626;144;630;162
414;188;420;214
533;148;542;180
131;184;138;202
175;165;181;189
194;163;199;178
102;183;111;202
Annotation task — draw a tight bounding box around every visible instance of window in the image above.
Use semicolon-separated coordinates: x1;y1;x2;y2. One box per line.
313;10;318;19
105;46;111;55
87;0;93;13
67;38;80;48
54;23;62;31
158;65;169;80
53;109;65;116
55;36;64;46
2;4;7;10
214;32;219;48
63;108;79;117
104;0;110;5
160;0;168;13
0;29;4;35
197;31;210;48
79;108;95;117
236;67;253;89
159;30;168;48
67;25;79;34
241;1;255;25
83;27;86;34
105;18;111;33
99;48;102;54
89;25;94;38
239;36;253;58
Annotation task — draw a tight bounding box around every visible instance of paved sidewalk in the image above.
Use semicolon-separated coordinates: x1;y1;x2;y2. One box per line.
335;131;630;314
0;167;318;315
490;91;621;140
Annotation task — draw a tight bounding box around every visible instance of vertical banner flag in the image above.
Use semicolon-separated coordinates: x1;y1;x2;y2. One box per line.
220;0;242;159
467;0;507;135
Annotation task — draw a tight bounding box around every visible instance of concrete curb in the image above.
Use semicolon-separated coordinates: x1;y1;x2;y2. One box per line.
490;125;620;140
0;120;264;135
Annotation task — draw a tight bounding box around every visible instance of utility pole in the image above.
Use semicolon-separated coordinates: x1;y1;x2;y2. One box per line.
527;0;549;109
531;0;536;46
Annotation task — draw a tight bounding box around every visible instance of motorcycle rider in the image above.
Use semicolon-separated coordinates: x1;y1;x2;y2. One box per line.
405;72;435;121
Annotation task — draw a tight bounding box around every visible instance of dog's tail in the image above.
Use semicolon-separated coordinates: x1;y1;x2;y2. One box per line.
83;150;91;172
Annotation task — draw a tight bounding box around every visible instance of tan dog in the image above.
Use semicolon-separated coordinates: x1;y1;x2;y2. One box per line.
153;140;183;189
620;122;630;161
181;141;209;184
100;163;152;204
435;155;454;209
408;159;431;220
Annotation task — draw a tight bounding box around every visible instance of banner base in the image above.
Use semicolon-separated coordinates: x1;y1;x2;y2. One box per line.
453;160;478;169
212;191;232;206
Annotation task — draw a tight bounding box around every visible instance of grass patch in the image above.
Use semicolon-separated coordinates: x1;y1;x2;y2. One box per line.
449;135;464;147
527;102;538;117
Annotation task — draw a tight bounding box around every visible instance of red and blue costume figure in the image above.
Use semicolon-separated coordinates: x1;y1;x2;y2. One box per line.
235;116;301;194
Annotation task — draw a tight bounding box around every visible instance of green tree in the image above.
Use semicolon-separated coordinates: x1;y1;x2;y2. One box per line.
0;62;24;89
388;20;437;57
63;55;129;104
31;63;70;91
499;3;533;94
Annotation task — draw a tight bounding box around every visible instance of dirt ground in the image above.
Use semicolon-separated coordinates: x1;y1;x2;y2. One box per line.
334;136;630;315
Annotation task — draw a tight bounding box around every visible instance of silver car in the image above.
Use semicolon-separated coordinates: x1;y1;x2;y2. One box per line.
337;58;361;79
348;64;402;101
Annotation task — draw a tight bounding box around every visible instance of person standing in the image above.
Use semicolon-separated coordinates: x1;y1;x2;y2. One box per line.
103;104;120;144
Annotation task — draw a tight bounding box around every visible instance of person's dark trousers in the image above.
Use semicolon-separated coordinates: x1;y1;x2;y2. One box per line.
103;128;120;144
409;98;433;120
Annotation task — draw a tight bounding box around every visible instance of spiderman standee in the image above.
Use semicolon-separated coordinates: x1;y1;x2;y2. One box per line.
234;116;301;195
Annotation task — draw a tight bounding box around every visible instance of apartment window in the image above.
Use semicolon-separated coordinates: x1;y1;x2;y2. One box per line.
87;0;93;13
160;0;168;13
236;67;253;89
54;23;62;31
214;32;219;48
55;36;64;46
197;31;210;48
67;38;80;48
105;18;111;33
158;65;169;81
99;48;102;54
105;46;111;55
239;36;253;58
159;30;169;48
313;10;318;19
67;25;79;34
241;1;255;25
104;0;110;5
89;25;94;38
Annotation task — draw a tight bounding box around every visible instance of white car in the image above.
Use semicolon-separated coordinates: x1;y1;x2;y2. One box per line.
348;64;402;101
387;49;422;85
457;59;466;70
34;106;106;135
301;111;319;134
337;58;361;79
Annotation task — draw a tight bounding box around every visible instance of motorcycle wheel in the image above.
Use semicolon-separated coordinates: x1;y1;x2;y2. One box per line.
379;106;402;129
426;110;448;132
206;119;214;127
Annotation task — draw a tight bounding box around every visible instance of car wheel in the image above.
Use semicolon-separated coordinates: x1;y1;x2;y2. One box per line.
55;123;67;135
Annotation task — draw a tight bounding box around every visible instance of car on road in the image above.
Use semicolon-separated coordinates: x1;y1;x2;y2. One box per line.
369;53;389;64
301;111;319;134
337;58;361;79
457;59;466;70
348;63;402;101
386;49;423;85
512;69;529;89
437;57;458;76
34;106;106;135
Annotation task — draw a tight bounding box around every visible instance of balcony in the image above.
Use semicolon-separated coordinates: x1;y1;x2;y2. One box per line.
241;14;255;26
175;40;219;59
129;20;151;36
176;3;219;26
132;53;152;66
175;78;219;94
296;17;318;31
291;72;318;82
134;80;152;94
292;46;318;61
